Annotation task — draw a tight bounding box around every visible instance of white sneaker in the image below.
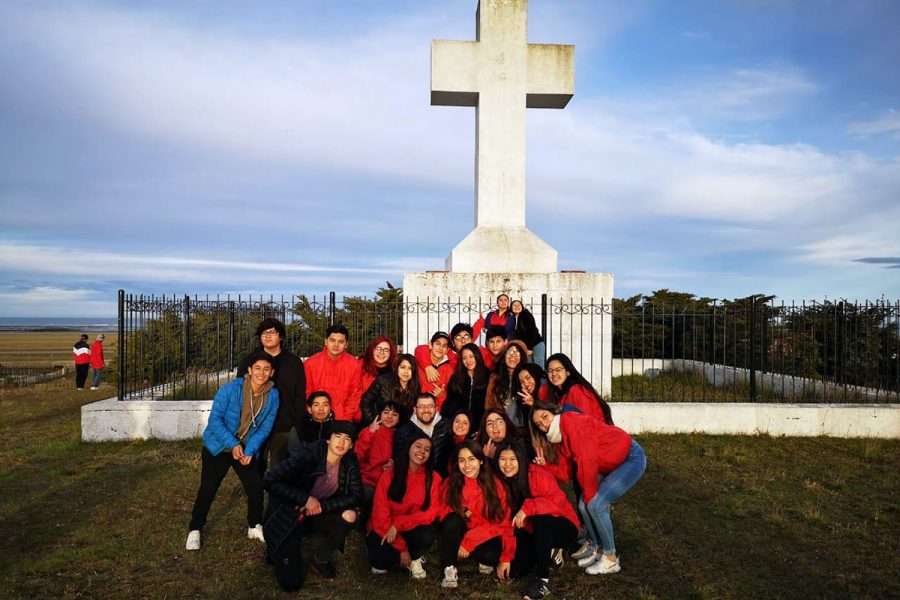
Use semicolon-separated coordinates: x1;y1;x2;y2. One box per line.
247;524;264;542
571;539;594;559
577;549;602;568
550;547;565;569
371;567;388;574
408;558;427;579
586;554;621;575
185;530;201;550
90;387;98;390
478;562;494;574
441;565;458;588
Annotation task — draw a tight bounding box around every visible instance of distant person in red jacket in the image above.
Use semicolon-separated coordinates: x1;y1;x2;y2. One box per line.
473;294;517;341
89;334;106;390
545;353;613;425
413;332;454;411
532;401;646;576
72;334;91;390
483;326;508;370
305;324;363;422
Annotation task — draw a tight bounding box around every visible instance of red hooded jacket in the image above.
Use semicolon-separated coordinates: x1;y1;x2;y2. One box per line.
440;475;516;562
559;384;604;421
556;410;631;503
519;464;579;531
304;350;363;421
355;425;395;487
368;465;443;553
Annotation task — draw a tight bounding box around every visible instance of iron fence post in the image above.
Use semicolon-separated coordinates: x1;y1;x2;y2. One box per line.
228;300;235;371
749;296;757;401
329;291;336;326
541;294;548;342
117;289;125;400
183;295;190;394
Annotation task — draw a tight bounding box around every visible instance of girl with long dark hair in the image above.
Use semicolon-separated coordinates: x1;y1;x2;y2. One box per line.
442;343;489;427
359;353;420;425
476;408;523;459
366;430;441;579
531;401;646;576
358;336;398;396
485;340;529;427
439;440;515;589
494;441;579;600
510;300;545;368
545;353;613;424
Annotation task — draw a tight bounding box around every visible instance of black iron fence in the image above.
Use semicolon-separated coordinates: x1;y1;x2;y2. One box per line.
117;290;899;403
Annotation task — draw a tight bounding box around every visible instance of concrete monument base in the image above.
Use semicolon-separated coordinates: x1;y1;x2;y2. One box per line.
403;270;614;396
446;226;558;273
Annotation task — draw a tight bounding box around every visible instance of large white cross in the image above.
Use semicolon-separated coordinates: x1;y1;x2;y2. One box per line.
432;0;574;238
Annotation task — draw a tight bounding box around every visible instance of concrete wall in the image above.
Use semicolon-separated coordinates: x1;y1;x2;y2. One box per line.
81;397;899;442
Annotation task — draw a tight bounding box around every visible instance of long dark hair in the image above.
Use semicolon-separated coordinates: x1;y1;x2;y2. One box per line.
384;353;420;413
511;363;556;464
545;353;614;425
359;335;398;378
493;441;532;514
445;440;506;523
448;343;489;395
388;429;434;510
476;408;522;447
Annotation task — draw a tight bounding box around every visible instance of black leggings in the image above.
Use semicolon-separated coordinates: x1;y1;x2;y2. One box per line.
188;446;264;531
440;513;503;568
269;512;353;592
511;515;578;578
366;526;435;570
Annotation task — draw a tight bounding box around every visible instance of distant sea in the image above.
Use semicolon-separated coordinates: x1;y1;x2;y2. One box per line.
0;318;118;332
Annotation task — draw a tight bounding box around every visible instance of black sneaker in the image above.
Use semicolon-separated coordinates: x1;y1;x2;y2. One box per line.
523;577;549;600
310;557;337;579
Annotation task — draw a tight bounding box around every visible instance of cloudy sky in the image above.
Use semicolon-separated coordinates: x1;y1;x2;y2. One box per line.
1;0;898;317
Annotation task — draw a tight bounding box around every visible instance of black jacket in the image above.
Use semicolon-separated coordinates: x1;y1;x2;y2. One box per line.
291;412;333;448
392;416;452;478
514;309;543;350
238;349;306;434
441;375;487;429
263;440;363;552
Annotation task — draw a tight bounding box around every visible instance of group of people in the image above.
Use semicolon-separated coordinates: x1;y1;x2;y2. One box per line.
186;295;646;600
72;333;105;390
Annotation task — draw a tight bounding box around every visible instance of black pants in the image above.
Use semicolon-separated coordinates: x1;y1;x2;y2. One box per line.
440;513;503;568
366;526;435;570
270;512;353;592
188;446;264;531
511;515;578;579
75;364;90;389
257;431;290;475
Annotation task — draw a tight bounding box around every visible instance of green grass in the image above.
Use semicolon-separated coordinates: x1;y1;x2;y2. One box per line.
0;380;898;599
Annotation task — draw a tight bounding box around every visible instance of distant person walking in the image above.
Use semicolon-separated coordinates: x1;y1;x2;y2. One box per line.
72;334;91;390
90;334;106;390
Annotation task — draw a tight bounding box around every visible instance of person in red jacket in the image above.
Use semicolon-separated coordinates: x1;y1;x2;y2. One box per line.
439;439;515;589
413;331;454;411
531;401;646;576
72;334;91;390
89;334;106;389
545;353;614;425
305;324;363;422
366;430;442;579
494;441;578;600
355;401;401;518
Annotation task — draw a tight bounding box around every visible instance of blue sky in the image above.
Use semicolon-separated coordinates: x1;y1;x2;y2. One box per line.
1;0;898;317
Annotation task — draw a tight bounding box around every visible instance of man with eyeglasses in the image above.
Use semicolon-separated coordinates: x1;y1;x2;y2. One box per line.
237;318;306;470
392;392;452;477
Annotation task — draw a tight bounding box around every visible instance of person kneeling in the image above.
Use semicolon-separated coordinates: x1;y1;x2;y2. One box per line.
366;430;442;579
263;421;363;592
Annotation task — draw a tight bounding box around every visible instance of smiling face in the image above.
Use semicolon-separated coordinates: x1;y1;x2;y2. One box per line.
546;359;570;388
497;294;510;311
484;412;507;443
325;332;348;359
259;327;282;352
409;438;432;468
372;341;391;367
308;394;331;422
504;345;522;371
414;396;436;425
453;330;472;352
328;432;353;456
452;413;471;437
247;359;274;388
430;337;449;361
487;335;506;356
457;447;481;479
518;369;536;394
461;348;477;373
380;406;400;429
510;300;523;315
533;409;554;433
497;448;520;478
397;358;414;383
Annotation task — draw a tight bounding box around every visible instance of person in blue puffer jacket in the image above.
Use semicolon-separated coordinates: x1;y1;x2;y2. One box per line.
185;351;280;551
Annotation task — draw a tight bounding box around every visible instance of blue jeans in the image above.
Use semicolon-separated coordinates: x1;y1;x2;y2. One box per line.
530;342;546;368
91;368;104;388
578;440;646;555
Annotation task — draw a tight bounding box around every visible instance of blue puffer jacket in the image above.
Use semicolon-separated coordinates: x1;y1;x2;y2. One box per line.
202;377;280;458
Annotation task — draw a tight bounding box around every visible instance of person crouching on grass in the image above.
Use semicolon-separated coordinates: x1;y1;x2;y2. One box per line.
263;420;363;592
185;352;280;551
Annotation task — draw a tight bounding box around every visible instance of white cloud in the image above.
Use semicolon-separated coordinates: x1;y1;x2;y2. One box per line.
848;109;900;138
0;287;116;317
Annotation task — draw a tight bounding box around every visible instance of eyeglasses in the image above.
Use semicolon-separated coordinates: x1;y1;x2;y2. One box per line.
373;346;391;354
260;329;280;337
453;334;472;342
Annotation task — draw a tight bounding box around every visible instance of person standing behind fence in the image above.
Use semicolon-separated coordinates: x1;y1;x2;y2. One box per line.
72;334;91;390
89;334;105;390
237;318;307;470
511;300;545;369
185;352;280;551
305;324;363;422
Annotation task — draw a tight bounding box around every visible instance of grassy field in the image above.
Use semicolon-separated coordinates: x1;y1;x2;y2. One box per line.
0;380;897;599
0;331;119;365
